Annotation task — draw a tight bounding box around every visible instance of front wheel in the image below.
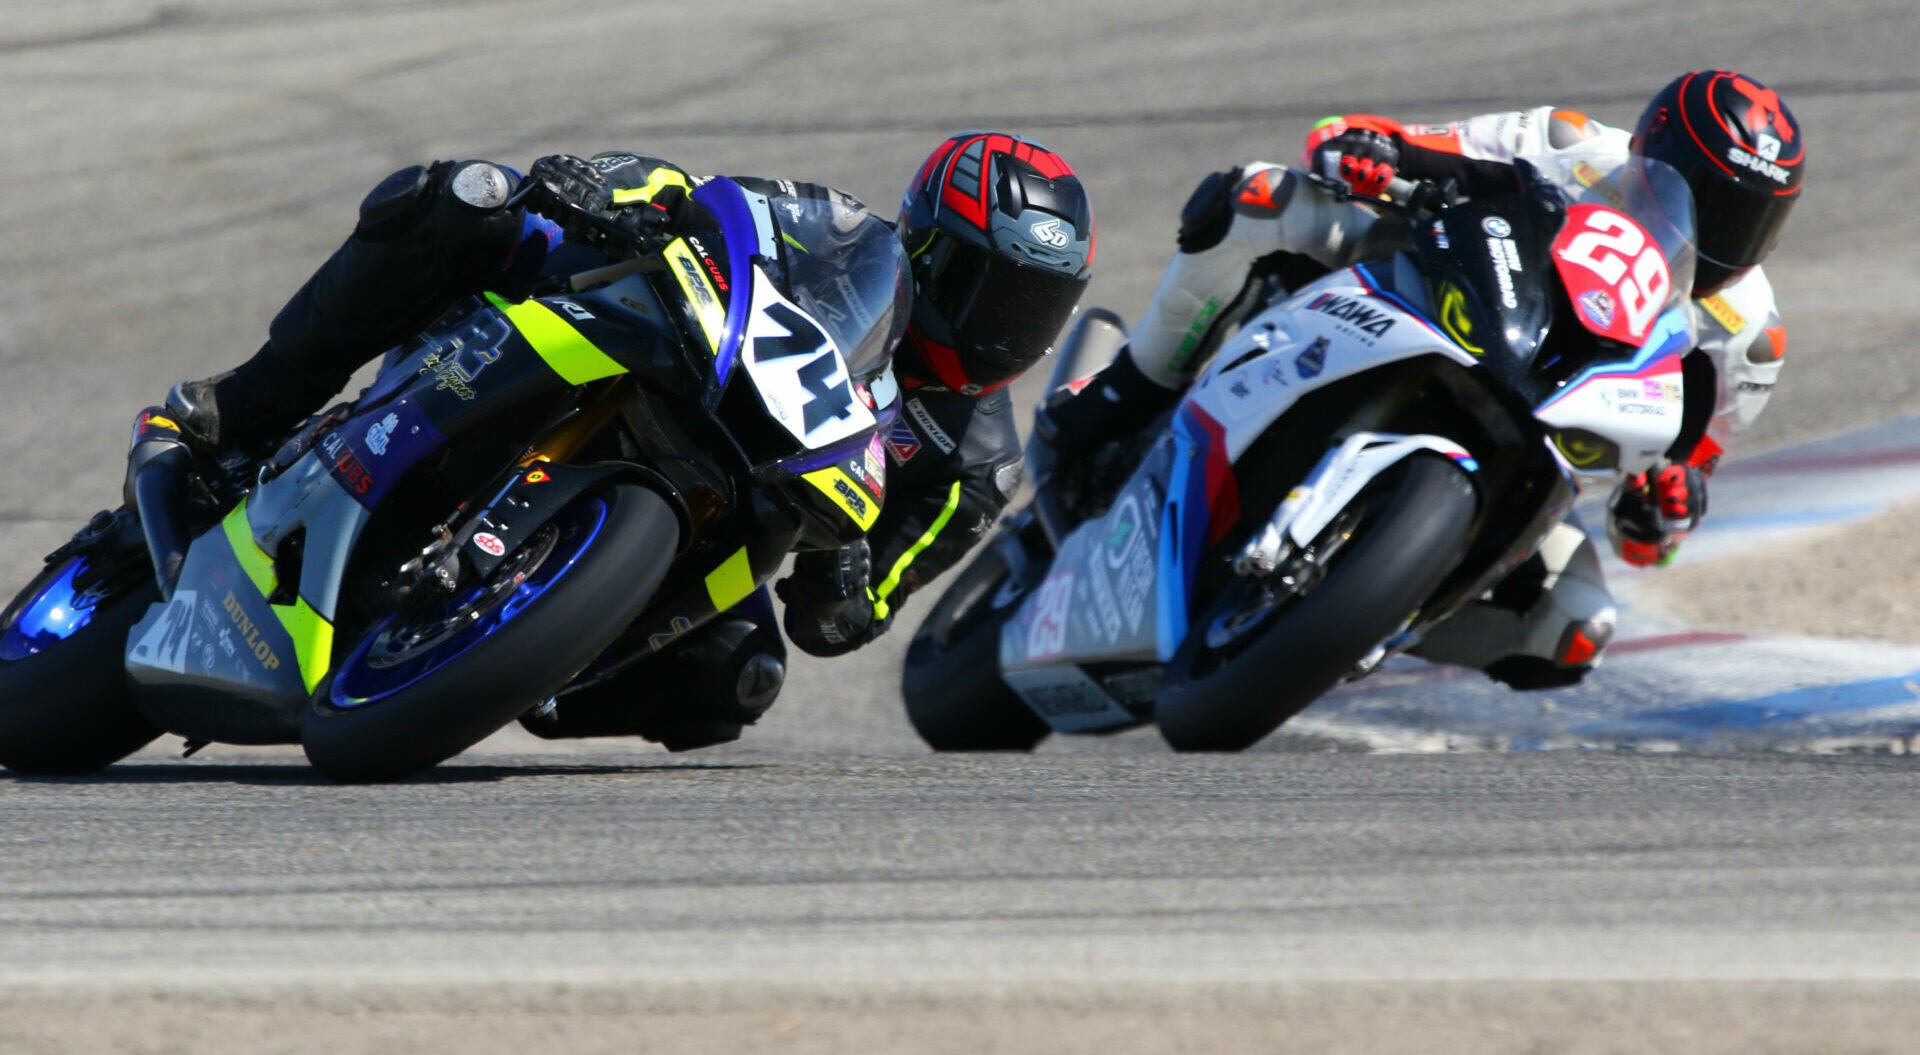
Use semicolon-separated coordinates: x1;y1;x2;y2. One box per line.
302;482;679;782
1155;454;1476;751
0;555;163;774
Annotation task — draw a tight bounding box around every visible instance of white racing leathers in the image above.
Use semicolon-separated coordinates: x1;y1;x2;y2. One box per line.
1124;110;1785;681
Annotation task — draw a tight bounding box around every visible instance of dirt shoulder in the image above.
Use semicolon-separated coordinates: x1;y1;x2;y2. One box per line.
1643;495;1920;644
6;982;1920;1055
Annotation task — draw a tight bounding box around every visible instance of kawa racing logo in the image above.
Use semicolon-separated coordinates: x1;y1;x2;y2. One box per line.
1305;292;1396;342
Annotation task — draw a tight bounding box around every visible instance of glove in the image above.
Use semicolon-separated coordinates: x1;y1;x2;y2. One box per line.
516;154;681;249
1311;128;1400;197
775;540;890;657
1608;462;1708;567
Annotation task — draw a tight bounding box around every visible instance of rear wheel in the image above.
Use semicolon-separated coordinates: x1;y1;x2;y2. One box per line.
302;482;678;782
0;556;163;774
1155;454;1476;751
902;536;1051;751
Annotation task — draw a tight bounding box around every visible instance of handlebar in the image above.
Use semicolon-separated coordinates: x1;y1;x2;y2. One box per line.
505;168;677;256
1307;170;1451;219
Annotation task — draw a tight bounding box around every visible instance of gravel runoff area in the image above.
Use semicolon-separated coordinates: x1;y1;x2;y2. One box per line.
7;983;1920;1055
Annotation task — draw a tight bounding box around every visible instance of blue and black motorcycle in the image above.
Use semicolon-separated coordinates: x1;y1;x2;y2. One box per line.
0;177;908;781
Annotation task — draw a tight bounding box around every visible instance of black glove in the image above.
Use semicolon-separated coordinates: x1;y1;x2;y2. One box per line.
1311;128;1400;197
1608;461;1708;567
516;154;681;249
776;540;889;657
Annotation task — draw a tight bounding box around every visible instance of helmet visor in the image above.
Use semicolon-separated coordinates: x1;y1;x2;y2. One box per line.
1694;174;1797;276
925;239;1086;379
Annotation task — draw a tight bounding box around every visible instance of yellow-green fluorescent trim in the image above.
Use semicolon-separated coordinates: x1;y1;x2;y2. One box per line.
660;240;727;353
484;293;628;384
704;546;756;612
801;466;881;531
872;479;960;621
220;501;336;693
609;166;693;206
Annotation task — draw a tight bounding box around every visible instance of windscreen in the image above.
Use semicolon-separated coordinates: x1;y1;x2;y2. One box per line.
766;194;911;380
1543;156;1698;346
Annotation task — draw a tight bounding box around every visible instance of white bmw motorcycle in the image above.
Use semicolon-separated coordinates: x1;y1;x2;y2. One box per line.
903;156;1699;751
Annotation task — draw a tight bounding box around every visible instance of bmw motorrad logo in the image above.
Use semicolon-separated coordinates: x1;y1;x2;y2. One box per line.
1481;216;1512;238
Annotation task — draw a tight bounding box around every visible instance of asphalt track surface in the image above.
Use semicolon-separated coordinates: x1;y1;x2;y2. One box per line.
4;2;1920;1051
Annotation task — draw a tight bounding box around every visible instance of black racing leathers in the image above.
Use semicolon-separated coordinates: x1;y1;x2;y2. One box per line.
780;378;1022;656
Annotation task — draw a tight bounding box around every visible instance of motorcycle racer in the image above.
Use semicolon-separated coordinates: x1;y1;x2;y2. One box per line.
1040;70;1803;688
143;132;1093;742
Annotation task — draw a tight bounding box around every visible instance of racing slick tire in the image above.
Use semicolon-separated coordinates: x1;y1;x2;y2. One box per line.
903;540;1051;752
303;482;677;782
0;558;163;774
1155;453;1476;751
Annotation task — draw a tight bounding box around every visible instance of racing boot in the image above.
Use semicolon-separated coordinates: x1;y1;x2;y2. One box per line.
1032;344;1182;462
1413;519;1618;689
164;341;355;453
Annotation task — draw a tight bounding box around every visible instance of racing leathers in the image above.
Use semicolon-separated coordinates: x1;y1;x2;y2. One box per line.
156;152;1023;741
777;369;1023;658
1054;107;1786;688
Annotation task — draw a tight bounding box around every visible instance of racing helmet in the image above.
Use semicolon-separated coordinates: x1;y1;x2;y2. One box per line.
896;131;1094;394
1630;70;1805;294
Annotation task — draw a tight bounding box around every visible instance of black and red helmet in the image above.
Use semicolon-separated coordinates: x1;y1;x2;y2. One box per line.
1631;70;1805;294
897;131;1094;394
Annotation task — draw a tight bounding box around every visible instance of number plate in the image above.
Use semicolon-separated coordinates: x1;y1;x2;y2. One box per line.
739;264;876;449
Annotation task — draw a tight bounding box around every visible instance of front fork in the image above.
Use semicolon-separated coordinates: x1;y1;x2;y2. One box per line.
1233;430;1477;576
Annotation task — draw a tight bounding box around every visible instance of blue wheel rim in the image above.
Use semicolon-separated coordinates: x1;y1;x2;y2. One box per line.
327;496;610;708
0;558;107;662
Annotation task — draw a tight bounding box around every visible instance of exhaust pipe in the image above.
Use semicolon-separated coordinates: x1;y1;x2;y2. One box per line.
123;409;196;599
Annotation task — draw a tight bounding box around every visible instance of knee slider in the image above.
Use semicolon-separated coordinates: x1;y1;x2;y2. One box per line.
1176;167;1243;253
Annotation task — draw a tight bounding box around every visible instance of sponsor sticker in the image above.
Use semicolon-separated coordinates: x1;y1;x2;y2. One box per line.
364;412;399;456
1699;293;1746;335
863;434;887;495
1295;335;1330;379
321;432;375;495
906;397;956;454
1025;572;1076;662
834;477;868;519
1029;217;1071;248
1486;235;1524;310
221;591;282;672
1481;216;1513;238
884;417;922;464
1578;288;1616;329
1306;292;1395;340
1727;146;1789;183
472;532;507;557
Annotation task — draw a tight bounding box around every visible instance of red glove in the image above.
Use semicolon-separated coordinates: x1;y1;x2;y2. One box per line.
1311;129;1400;197
1608;462;1708;567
